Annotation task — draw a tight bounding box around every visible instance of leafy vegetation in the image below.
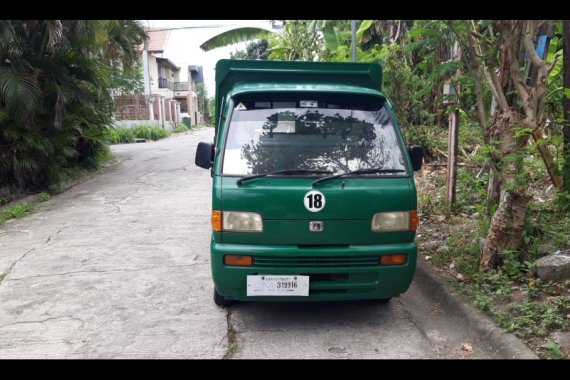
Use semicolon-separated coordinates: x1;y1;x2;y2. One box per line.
107;125;170;144
231;39;270;60
0;20;146;193
37;192;50;202
173;124;189;133
0;203;32;225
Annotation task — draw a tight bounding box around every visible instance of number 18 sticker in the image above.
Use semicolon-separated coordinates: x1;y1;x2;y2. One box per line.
304;190;326;212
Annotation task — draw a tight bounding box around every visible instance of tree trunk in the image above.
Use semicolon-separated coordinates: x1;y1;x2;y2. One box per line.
480;186;530;270
486;167;501;213
563;20;570;192
480;111;531;271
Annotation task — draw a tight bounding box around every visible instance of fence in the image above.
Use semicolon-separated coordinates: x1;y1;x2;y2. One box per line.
113;95;149;120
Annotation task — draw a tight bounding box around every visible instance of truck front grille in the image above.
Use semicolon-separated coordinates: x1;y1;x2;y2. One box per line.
253;255;379;268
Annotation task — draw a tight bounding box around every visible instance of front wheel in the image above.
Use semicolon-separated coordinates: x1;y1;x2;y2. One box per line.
214;288;234;307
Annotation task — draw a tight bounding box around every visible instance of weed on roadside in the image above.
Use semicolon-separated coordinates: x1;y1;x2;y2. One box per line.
38;192;50;202
0;203;33;225
173;124;189;133
542;341;567;359
108;125;170;144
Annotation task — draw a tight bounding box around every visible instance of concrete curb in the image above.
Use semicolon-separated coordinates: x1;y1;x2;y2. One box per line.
413;260;538;359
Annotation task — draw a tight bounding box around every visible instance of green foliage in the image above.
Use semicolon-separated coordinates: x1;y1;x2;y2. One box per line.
200;28;273;52
525;203;570;250
37;192;50;202
173;124;189;133
0;203;32;225
108;128;134;144
500;298;568;339
132;125;169;141
543;341;567;359
500;250;534;281
268;20;324;61
326;43;434;133
107;125;170;144
110;67;144;95
0;20;146;192
231;39;270;60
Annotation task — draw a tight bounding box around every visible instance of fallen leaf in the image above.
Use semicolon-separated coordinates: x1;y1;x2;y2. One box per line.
461;343;472;352
456;273;464;281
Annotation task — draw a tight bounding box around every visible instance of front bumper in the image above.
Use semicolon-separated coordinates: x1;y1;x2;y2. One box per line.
211;242;417;302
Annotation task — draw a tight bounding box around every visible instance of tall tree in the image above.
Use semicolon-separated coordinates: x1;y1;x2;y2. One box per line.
450;20;557;270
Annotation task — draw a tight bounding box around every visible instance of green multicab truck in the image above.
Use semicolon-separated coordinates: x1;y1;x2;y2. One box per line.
195;59;423;306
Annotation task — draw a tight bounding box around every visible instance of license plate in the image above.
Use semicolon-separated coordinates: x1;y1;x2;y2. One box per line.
247;275;309;296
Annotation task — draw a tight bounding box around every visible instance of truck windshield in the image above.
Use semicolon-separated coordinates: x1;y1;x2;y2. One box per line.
222;99;407;176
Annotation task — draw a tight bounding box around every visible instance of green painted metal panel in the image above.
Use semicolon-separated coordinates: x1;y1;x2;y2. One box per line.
214;59;383;134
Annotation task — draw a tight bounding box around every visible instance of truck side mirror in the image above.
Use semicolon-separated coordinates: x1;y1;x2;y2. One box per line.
408;145;423;171
195;142;214;169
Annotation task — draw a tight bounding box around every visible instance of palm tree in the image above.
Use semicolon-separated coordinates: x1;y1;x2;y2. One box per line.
0;20;146;190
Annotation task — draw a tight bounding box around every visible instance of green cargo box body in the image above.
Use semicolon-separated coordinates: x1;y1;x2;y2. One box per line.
214;59;382;134
209;59;418;303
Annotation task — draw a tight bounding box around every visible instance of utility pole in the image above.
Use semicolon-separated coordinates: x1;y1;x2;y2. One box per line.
351;20;357;62
142;48;154;122
445;42;461;207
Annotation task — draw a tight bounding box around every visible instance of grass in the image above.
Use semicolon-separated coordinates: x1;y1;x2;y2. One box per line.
108;125;171;144
0;203;33;225
544;341;567;359
173;124;189;133
38;192;50;202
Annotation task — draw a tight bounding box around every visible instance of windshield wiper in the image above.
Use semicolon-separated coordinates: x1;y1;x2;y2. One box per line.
237;169;333;186
312;168;406;186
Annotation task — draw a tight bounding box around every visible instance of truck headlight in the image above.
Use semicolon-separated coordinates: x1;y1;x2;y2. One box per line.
371;211;416;232
223;211;263;232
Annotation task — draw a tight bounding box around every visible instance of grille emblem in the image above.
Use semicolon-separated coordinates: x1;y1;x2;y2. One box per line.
309;221;324;232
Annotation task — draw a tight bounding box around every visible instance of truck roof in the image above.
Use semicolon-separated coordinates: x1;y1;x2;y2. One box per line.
214;59;383;129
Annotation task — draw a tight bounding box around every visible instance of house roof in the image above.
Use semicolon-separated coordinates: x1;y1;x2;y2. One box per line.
156;57;180;72
144;28;171;53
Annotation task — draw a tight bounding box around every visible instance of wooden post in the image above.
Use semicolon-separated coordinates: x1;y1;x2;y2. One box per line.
445;42;461;208
446;107;459;206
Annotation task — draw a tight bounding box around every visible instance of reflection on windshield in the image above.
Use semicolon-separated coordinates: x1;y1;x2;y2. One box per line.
222;105;406;176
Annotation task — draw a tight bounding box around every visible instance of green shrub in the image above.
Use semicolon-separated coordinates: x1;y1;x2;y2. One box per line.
131;125;170;141
107;128;135;144
107;125;170;144
0;204;32;225
38;192;50;202
173;124;189;133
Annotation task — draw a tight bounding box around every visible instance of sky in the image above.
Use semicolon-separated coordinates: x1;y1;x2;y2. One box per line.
144;20;274;96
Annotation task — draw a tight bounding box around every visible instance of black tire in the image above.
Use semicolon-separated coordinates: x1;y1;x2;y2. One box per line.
214;288;234;307
376;297;392;303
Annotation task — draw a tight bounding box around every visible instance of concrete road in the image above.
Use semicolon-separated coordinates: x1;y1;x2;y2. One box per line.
0;129;521;358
